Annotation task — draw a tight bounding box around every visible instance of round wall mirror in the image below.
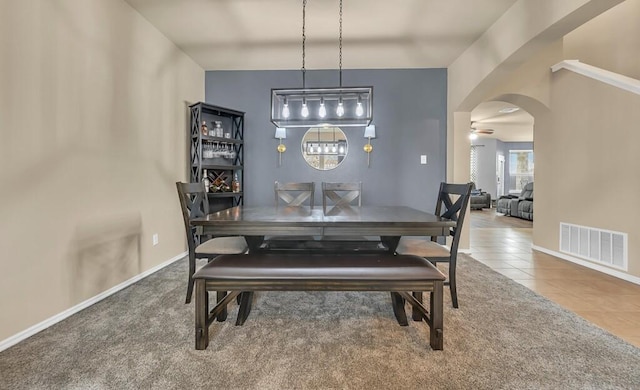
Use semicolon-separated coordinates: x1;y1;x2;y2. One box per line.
301;127;348;171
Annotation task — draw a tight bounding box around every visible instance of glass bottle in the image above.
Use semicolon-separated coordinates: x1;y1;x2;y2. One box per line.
201;121;208;136
214;121;224;138
202;169;211;192
232;173;240;193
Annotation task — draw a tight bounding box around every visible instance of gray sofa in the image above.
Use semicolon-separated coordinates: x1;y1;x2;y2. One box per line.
496;182;533;220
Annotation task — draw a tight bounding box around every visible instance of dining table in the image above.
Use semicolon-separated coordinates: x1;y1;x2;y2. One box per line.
190;204;456;325
191;205;456;253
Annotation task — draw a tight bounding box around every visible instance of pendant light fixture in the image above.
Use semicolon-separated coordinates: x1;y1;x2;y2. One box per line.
271;0;373;128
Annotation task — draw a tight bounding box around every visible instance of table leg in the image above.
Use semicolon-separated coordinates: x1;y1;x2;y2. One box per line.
390;292;408;326
235;292;254;326
380;236;401;253
244;236;265;252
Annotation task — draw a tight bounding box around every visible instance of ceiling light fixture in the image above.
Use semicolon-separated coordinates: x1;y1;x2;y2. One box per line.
270;0;373;128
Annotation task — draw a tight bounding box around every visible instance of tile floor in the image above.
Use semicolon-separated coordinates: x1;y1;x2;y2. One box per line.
469;210;640;348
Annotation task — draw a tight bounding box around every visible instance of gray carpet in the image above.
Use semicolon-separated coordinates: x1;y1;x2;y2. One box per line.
1;255;639;390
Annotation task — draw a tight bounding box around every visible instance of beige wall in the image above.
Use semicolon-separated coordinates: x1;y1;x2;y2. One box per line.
447;0;622;252
478;0;640;278
541;0;640;276
0;0;204;341
484;40;564;109
542;71;640;275
448;0;623;113
564;0;640;80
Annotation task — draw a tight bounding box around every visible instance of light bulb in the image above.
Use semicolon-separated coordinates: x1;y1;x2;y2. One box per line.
331;144;337;153
469;132;478;140
282;102;290;119
336;99;344;117
318;99;326;118
324;144;329;153
301;102;309;118
339;145;345;154
355;102;364;117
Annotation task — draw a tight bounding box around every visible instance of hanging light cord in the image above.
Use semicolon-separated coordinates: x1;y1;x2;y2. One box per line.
338;0;343;87
301;0;307;89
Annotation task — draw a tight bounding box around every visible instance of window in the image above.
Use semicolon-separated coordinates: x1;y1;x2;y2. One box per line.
508;150;533;193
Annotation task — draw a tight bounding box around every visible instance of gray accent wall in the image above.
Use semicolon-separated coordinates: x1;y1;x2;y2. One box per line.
205;69;447;212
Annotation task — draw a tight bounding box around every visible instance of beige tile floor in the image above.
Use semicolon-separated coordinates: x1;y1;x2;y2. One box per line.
469;220;640;348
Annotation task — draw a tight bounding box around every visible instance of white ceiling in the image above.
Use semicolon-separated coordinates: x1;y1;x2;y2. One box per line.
124;0;532;142
124;0;517;70
471;101;534;142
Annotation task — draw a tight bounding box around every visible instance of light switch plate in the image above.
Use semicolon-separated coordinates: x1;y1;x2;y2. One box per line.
420;155;427;165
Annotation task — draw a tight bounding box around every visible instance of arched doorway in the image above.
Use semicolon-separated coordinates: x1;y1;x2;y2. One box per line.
452;93;550;249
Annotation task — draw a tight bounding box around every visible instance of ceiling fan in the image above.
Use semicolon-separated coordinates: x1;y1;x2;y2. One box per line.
470;122;495;135
470;122;494;139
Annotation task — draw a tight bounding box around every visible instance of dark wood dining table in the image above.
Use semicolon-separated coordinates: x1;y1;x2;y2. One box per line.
191;205;456;325
191;205;456;253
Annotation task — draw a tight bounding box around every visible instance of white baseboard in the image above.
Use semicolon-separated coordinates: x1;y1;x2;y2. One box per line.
531;245;640;285
0;251;187;353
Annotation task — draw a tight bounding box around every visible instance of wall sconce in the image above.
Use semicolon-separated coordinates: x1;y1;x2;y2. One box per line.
363;125;376;167
275;127;287;166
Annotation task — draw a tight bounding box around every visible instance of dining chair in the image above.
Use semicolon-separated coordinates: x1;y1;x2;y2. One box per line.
275;181;315;208
395;182;473;308
321;181;362;215
321;181;369;242
176;182;248;305
268;181;316;243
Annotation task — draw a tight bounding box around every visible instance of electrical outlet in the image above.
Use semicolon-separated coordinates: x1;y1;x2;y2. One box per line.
152;233;159;246
420;155;427;165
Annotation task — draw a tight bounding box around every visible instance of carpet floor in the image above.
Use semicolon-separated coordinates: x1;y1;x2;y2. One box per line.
1;255;639;389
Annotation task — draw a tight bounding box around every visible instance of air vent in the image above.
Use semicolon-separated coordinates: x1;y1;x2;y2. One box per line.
560;223;627;270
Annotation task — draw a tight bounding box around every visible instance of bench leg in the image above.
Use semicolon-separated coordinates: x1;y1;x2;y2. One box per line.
195;280;209;350
235;292;254;326
390;292;408;326
430;282;444;350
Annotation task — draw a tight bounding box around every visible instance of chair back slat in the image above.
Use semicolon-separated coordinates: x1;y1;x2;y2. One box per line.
176;182;210;253
434;182;472;248
322;182;362;214
274;181;315;208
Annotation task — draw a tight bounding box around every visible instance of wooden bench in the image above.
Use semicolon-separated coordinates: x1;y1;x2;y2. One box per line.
193;253;446;351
